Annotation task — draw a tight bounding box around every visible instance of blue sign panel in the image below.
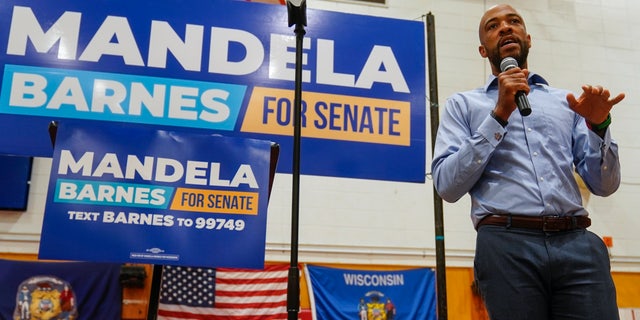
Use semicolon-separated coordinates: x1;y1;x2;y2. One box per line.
38;121;275;268
0;0;426;182
0;155;32;210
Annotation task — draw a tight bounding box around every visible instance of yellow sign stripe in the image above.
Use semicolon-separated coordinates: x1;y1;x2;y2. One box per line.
242;87;411;146
170;188;259;215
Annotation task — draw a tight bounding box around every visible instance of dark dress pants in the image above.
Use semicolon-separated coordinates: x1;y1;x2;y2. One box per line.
474;225;619;320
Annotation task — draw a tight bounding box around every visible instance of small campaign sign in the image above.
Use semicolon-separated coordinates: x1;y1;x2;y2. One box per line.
38;121;276;269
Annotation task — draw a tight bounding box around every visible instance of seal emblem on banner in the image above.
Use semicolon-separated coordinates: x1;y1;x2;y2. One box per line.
358;291;397;320
13;276;78;320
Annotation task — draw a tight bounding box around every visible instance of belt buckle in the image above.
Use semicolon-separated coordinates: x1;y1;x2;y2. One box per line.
542;216;561;232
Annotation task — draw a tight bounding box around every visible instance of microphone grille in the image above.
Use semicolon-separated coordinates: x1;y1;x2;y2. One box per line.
500;57;518;72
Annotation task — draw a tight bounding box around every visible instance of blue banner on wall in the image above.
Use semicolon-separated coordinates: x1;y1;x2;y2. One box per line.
38;121;275;269
0;259;122;320
0;0;426;182
306;265;436;320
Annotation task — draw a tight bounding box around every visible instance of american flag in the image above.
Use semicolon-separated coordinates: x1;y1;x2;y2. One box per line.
157;264;290;319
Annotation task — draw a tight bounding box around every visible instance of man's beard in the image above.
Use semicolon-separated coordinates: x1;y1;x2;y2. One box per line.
488;43;529;71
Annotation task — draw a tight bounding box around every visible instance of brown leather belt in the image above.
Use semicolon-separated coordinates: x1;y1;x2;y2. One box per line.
477;215;591;232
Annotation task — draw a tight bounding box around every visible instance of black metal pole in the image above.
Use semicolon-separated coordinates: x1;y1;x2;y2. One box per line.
286;1;306;320
146;265;163;320
426;12;448;320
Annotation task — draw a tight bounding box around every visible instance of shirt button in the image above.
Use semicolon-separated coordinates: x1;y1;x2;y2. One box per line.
540;177;544;181
477;159;482;164
603;166;608;170
527;128;532;132
533;152;538;156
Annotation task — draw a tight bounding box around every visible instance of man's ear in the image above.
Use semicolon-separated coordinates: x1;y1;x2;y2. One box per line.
478;45;487;58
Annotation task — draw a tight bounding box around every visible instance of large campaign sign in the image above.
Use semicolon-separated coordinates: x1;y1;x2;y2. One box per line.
306;265;436;319
0;0;426;182
39;121;276;268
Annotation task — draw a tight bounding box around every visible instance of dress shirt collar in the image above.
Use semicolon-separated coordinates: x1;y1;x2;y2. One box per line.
484;72;549;92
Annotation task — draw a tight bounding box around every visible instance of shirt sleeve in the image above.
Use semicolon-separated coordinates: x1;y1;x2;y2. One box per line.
430;96;506;203
574;123;621;196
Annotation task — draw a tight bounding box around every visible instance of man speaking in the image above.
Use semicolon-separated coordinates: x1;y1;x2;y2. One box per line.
431;4;625;320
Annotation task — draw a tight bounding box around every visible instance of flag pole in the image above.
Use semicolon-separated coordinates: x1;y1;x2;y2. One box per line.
146;265;163;320
426;12;448;320
285;1;307;320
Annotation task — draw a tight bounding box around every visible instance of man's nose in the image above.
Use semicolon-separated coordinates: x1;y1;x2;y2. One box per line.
498;20;514;34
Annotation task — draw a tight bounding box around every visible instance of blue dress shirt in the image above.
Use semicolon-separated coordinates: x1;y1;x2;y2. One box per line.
431;73;621;228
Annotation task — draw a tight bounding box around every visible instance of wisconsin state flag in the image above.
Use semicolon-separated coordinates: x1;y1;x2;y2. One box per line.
0;259;122;319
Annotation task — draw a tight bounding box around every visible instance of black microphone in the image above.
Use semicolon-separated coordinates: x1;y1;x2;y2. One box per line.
499;57;532;116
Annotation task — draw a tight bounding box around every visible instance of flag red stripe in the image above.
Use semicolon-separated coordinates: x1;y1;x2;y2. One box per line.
158;309;287;320
214;301;287;309
217;264;289;273
216;276;288;285
157;309;212;320
216;289;288;297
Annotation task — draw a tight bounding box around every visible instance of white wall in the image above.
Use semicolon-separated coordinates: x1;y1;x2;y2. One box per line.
1;0;639;271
